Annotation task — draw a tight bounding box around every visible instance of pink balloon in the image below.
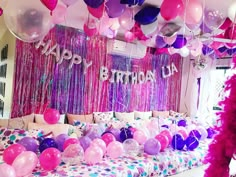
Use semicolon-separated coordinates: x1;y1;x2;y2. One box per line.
39;148;61;171
91;138;106;155
12;151;38;177
119;8;135;30
125;31;136;42
106;141;124;159
3;144;26;165
160;0;184;21
87;3;104;19
41;0;58;14
178;129;188;140
0;163;16;177
61;0;78;7
133;130;148;145
160;130;172;145
43;108;60;124
83;22;98;37
180;0;203;24
101;133;116;146
155;134;169;151
63;138;80;151
84;146;103;165
52;4;67;24
164;35;177;45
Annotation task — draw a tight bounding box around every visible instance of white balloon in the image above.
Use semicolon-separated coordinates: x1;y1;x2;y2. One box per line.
4;0;52;43
179;46;190;57
228;1;236;23
141;20;158;37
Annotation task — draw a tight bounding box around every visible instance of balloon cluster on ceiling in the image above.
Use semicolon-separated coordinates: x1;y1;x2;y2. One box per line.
1;0;236;58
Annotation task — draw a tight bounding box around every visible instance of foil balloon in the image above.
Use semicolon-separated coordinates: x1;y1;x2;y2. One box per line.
4;0;52;43
160;23;181;37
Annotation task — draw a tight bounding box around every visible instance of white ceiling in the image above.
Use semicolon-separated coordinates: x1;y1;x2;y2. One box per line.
0;0;235;42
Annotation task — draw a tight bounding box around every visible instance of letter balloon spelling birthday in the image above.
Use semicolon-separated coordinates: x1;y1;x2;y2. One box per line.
4;0;52;43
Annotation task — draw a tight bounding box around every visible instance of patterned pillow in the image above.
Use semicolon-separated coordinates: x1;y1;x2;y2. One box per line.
134;111;152;120
93;111;114;124
169;110;187;119
115;112;135;124
0;128;41;149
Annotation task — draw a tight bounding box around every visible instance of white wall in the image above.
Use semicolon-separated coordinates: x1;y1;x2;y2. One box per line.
179;56;232;125
0;30;16;118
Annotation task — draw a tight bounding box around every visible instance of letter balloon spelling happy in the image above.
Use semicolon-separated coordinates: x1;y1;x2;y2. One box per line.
35;39;92;72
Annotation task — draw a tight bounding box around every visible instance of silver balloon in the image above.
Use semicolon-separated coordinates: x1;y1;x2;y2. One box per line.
123;138;140;156
3;0;52;43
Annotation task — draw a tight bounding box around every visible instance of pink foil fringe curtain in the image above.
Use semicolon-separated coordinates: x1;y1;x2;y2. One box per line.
204;56;236;177
11;25;183;117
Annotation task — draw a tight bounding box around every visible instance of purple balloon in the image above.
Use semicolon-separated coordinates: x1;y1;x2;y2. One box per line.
185;136;199;151
171;134;185;150
79;136;91;151
105;0;126;18
172;35;187;49
207;127;215;139
84;0;104;8
86;131;100;140
189;130;201;140
144;138;161;155
200;22;213;33
177;119;187;127
18;137;38;153
107;128;121;142
55;134;69;152
155;35;166;48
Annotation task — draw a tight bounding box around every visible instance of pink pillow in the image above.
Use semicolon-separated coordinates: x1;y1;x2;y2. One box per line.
67;113;94;125
152;111;169;118
35;114;65;124
8;113;35;130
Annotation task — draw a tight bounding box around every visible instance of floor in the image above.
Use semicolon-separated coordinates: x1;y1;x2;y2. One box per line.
171;159;236;177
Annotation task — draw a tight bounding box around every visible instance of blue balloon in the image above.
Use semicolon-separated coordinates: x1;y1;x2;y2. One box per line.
207;127;215;139
218;46;228;53
189;130;201;140
171;134;185;150
161;125;169;129
202;44;214;55
39;138;58;153
227;48;236;55
172;35;187;49
134;6;160;25
120;128;133;142
177;119;187;127
84;0;104;8
185;136;199;151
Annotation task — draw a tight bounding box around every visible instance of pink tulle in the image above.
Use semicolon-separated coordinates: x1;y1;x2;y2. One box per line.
204;58;236;177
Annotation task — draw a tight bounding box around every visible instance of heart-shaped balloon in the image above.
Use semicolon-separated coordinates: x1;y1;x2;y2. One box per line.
41;0;58;14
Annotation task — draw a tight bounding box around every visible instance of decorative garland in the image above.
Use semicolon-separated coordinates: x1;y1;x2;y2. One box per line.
204;57;236;177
